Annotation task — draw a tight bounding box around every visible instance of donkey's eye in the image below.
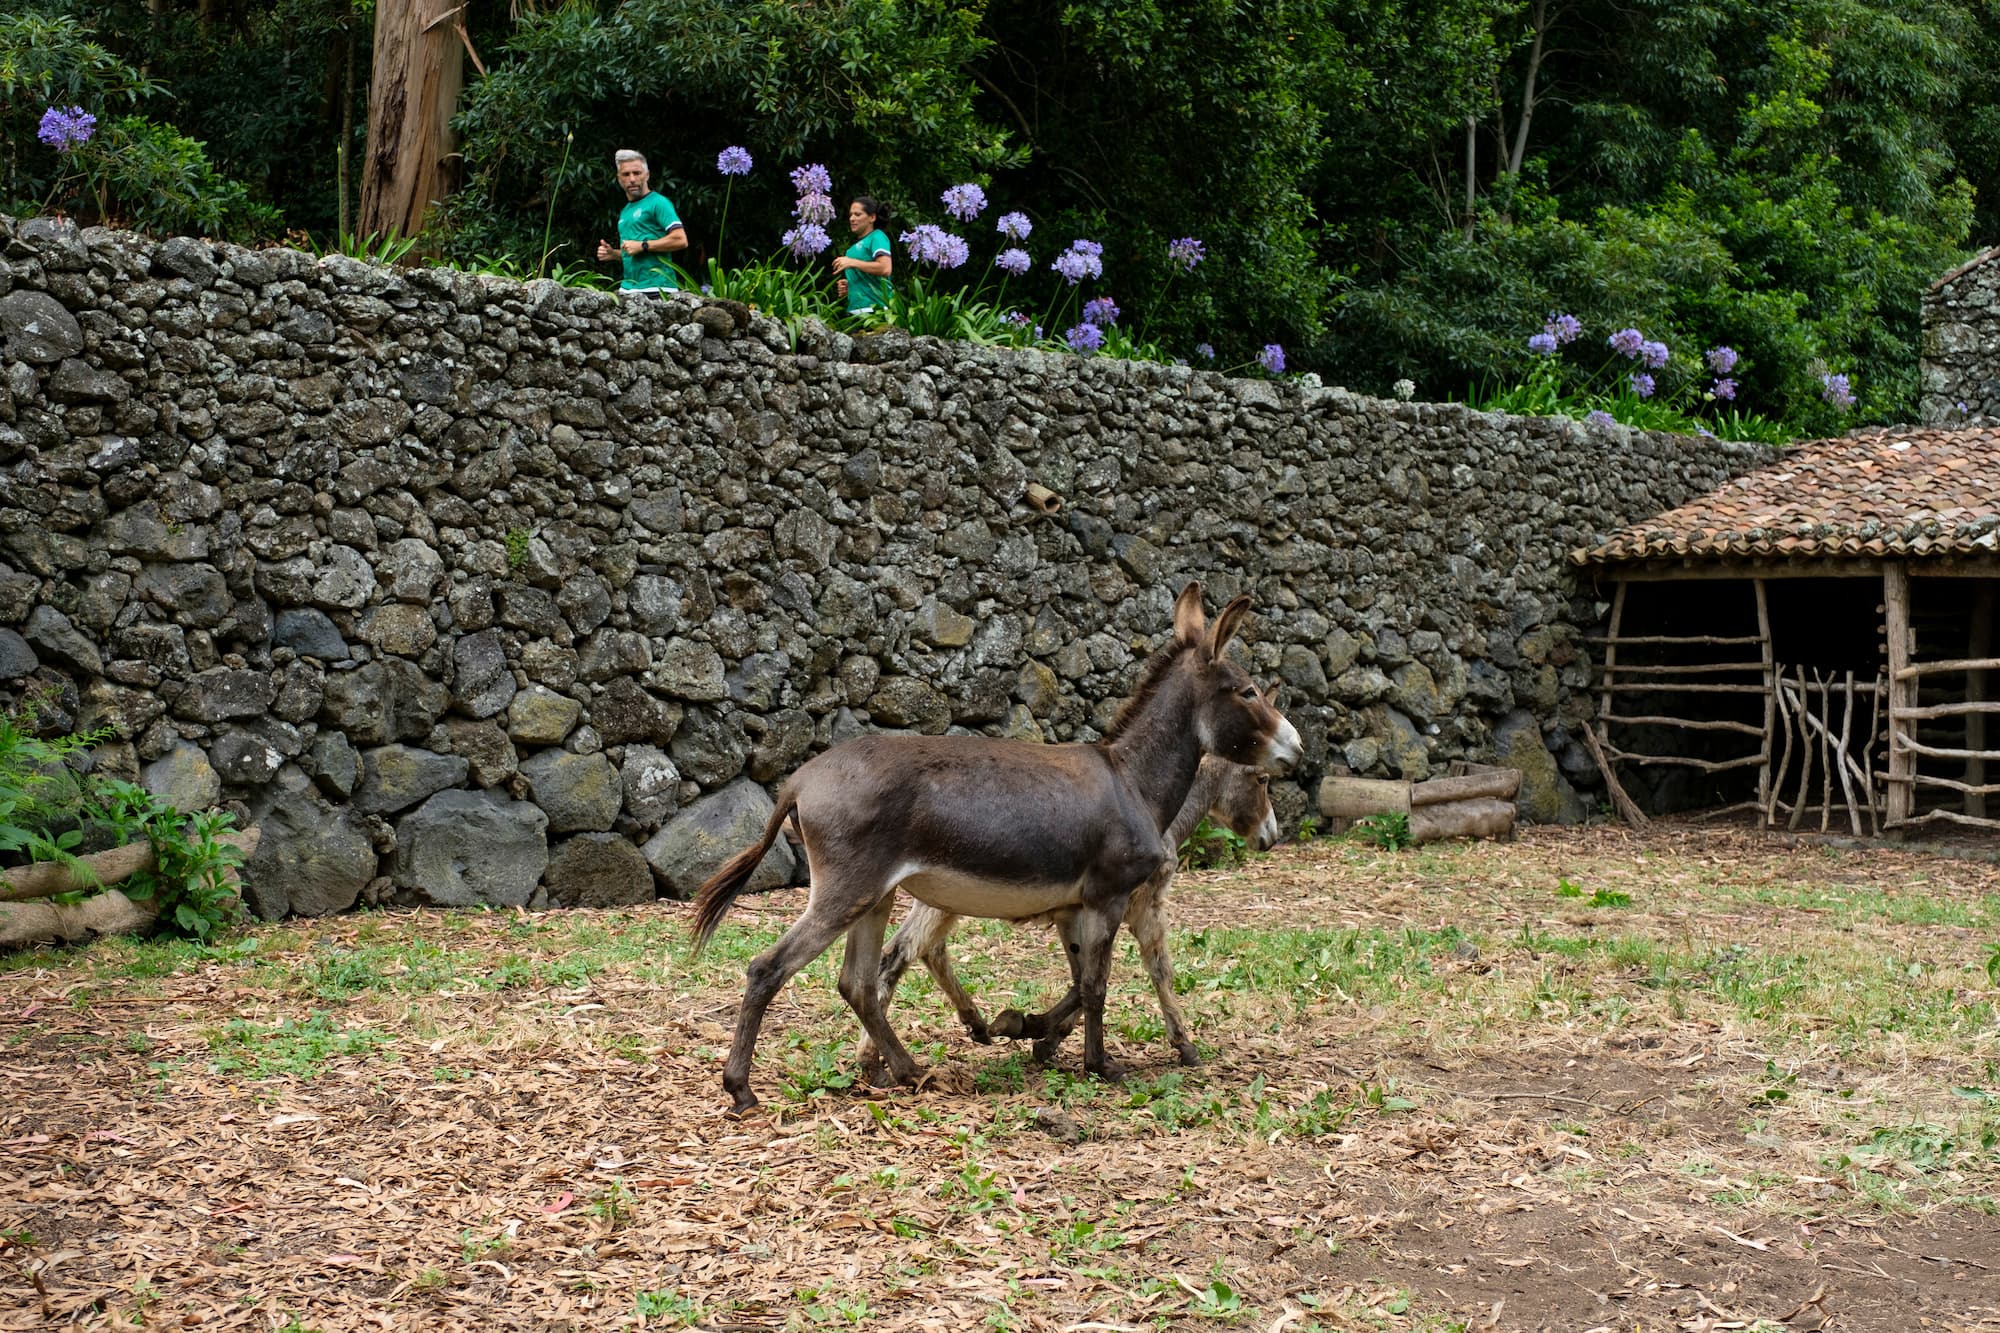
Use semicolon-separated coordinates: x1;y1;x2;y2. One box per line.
1237;686;1259;700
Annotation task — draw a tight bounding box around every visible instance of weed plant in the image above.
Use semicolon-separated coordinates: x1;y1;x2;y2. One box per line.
0;703;245;938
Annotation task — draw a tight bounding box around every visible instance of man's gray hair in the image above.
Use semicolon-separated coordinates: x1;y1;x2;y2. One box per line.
614;149;647;168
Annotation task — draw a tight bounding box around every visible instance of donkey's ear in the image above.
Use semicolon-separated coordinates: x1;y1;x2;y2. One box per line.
1204;595;1252;661
1263;680;1284;709
1172;582;1206;648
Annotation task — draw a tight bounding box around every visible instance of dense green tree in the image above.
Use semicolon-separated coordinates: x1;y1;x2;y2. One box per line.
1321;0;1986;428
2;0;1994;432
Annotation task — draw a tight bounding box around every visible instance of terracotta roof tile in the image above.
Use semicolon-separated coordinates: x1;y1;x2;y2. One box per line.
1571;425;2000;566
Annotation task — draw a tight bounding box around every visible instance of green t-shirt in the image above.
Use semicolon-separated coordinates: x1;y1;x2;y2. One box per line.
618;191;683;290
844;228;892;312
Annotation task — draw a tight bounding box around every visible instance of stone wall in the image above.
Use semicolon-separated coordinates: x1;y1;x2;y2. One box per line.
0;216;1771;919
1923;246;2000;425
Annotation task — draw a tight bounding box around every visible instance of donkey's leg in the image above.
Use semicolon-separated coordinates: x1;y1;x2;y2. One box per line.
920;932;993;1044
877;907;986;1040
838;893;924;1089
1022;919;1086;1061
1070;901;1130;1083
864;905;980;1072
1129;888;1200;1066
724;895;882;1116
1022;874;1171;1061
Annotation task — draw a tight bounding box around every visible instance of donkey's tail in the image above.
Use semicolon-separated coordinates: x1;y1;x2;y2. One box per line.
689;790;799;954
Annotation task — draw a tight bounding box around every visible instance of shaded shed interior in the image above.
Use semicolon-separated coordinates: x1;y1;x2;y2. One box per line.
1600;574;1999;828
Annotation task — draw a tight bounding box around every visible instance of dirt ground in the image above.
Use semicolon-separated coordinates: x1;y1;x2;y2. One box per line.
2;823;1999;1332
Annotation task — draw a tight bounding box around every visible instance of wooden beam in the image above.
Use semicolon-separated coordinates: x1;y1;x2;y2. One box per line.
1893;738;2000;763
1887;772;2000;796
1970;585;1993;820
1755;578;1774;824
1893;656;2000;681
1884;562;1914;829
1600;746;1766;772
1608;661;1768;676
1584;633;1763;646
1889;807;2000;832
1601;682;1768;694
1604;714;1765;734
1590;557;2000;582
1893;700;2000;720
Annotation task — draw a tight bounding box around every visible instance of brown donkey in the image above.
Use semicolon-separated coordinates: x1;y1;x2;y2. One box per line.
689;584;1302;1114
868;751;1279;1072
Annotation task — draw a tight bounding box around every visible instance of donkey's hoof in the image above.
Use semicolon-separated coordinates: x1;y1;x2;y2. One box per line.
1175;1042;1203;1068
1085;1057;1128;1084
1030;1037;1067;1066
725;1092;761;1118
966;1017;994;1045
989;1009;1028;1040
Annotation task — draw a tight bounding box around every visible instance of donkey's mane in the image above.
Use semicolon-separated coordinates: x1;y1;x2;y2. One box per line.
1100;638;1195;743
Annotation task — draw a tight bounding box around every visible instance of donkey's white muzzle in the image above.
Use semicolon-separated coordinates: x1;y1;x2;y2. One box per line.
1261;716;1303;776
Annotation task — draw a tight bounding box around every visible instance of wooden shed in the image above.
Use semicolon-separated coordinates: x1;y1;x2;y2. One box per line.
1569;424;2000;837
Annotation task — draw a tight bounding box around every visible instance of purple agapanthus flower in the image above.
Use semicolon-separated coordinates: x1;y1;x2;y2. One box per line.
1082;296;1120;326
996;211;1032;241
941;183;987;222
1712;377;1737;401
716;145;753;176
900;224;969;269
793;191;835;226
1629;372;1656;398
1195;343;1215;361
1638;339;1670;370
1069;238;1104;258
1167;236;1206;270
37;105;96;152
1585;410;1617;429
1705;345;1738;374
1259;344;1286;375
1608;328;1645;358
995;247;1032;276
1545;313;1581;345
1003;310;1032;327
1065;322;1104;354
1822;372;1856;410
788;163;832;196
782;224;830;259
1052;248;1101;284
1527;331;1558;356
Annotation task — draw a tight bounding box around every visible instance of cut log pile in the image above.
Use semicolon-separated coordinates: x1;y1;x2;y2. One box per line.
1316;763;1522;844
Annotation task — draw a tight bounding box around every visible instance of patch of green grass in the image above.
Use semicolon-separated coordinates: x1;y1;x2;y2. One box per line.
458;1228;509;1263
1171;923;1469;1007
634;1288;703;1325
206;1012;392;1079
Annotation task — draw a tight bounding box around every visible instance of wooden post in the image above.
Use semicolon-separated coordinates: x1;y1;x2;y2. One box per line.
1884;562;1914;829
1969;583;1993;820
1755;579;1774;820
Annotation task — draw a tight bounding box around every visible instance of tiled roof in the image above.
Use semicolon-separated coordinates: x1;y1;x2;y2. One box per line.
1572;425;2000;566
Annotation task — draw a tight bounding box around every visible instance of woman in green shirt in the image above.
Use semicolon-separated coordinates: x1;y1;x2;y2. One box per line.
832;196;893;314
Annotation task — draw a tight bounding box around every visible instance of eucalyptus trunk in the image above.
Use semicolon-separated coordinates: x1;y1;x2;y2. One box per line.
357;0;463;241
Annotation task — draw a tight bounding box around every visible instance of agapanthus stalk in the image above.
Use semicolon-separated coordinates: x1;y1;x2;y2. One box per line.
538;129;575;280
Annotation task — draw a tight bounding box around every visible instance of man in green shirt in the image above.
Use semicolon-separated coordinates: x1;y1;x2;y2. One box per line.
595;150;686;292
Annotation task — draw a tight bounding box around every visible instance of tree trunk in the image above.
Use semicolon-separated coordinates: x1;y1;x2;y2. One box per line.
340;7;357;241
358;0;464;241
1507;0;1550;176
